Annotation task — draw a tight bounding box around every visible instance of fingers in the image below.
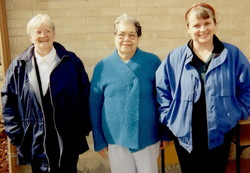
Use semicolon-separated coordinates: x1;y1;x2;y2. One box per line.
160;140;169;150
98;147;108;159
98;150;107;158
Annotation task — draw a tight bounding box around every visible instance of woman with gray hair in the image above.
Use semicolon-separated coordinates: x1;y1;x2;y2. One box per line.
1;14;91;173
89;13;167;173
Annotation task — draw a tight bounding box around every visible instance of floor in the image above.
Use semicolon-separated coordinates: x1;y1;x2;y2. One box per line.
227;159;250;173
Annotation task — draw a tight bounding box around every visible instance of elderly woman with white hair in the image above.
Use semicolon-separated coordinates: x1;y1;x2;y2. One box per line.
89;13;168;173
1;14;91;173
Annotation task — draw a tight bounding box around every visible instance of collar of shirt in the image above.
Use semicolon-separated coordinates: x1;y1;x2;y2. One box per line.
35;47;56;66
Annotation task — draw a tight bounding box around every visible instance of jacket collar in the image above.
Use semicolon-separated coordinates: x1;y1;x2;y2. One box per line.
17;42;69;62
110;47;140;78
186;35;224;60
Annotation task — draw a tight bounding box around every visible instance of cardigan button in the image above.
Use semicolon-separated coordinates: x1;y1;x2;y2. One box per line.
134;78;137;82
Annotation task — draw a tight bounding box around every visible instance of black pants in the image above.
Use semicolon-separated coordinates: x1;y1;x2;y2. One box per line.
31;165;78;173
31;152;79;173
31;166;78;173
173;128;235;173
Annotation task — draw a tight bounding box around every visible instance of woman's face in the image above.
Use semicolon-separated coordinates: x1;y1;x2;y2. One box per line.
187;10;216;45
29;23;55;56
114;22;139;57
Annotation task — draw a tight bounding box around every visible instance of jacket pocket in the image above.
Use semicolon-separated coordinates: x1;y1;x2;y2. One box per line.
17;122;33;159
180;73;201;102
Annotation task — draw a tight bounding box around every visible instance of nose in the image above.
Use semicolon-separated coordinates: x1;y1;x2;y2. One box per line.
124;34;130;40
200;25;206;31
40;31;47;37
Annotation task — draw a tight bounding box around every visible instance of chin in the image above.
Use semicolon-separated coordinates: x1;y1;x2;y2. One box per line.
121;48;131;52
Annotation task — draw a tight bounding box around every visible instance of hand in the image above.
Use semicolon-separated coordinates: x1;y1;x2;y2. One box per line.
98;147;108;159
160;140;169;150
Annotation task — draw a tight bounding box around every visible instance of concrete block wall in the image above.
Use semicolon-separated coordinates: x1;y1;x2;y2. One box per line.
4;0;250;79
3;0;250;172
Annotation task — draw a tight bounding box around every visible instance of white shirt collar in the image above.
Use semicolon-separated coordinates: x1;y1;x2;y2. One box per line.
35;47;56;65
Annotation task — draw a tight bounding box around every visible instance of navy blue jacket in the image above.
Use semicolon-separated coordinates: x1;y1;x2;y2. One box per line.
1;42;91;166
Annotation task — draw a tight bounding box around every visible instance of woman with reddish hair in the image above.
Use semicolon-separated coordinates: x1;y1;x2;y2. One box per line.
156;3;250;173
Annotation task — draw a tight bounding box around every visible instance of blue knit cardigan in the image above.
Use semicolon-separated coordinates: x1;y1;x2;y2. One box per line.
89;48;162;152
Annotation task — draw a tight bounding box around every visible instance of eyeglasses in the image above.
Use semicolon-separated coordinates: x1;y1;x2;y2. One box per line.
33;29;53;36
116;32;138;40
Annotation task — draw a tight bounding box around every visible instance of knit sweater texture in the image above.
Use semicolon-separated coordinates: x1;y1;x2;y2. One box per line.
89;48;161;152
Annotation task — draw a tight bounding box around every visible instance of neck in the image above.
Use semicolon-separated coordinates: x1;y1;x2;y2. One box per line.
118;50;136;62
192;41;214;62
35;48;52;57
193;39;214;51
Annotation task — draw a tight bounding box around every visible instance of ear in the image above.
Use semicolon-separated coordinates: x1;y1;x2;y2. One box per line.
28;35;34;43
187;25;190;34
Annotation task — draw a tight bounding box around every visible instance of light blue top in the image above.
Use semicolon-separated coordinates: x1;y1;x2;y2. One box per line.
156;40;250;152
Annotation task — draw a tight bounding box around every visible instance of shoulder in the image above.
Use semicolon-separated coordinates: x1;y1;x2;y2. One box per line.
95;54;113;68
223;42;240;52
7;45;34;72
54;42;84;67
92;53;116;76
169;44;188;57
54;42;79;59
222;42;248;62
137;48;160;61
162;44;189;64
136;48;161;69
157;44;189;76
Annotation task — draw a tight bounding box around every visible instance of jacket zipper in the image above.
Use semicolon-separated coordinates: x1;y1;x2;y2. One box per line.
204;54;220;149
48;56;65;168
27;55;65;172
24;63;51;171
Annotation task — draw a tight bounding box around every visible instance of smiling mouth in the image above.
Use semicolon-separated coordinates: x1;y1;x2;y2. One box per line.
199;33;209;37
40;40;49;43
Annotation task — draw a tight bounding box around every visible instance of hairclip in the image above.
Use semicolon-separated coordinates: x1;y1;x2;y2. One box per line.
185;3;215;21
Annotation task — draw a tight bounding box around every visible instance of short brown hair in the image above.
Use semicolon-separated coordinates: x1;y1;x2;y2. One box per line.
185;3;217;26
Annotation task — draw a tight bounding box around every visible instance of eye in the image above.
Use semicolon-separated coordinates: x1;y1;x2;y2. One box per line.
193;24;200;28
35;31;42;35
117;33;125;39
130;33;137;38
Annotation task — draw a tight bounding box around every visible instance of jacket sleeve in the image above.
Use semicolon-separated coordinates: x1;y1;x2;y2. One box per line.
89;62;108;151
156;56;173;141
76;57;92;136
235;49;250;120
1;62;24;147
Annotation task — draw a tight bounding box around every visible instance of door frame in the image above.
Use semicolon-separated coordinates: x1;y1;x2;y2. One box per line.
0;1;18;173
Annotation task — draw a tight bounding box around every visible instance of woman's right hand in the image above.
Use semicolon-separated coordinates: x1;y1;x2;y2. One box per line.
98;147;108;159
160;140;169;150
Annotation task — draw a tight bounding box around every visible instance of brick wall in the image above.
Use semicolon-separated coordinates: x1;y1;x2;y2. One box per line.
3;1;250;172
5;0;250;79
